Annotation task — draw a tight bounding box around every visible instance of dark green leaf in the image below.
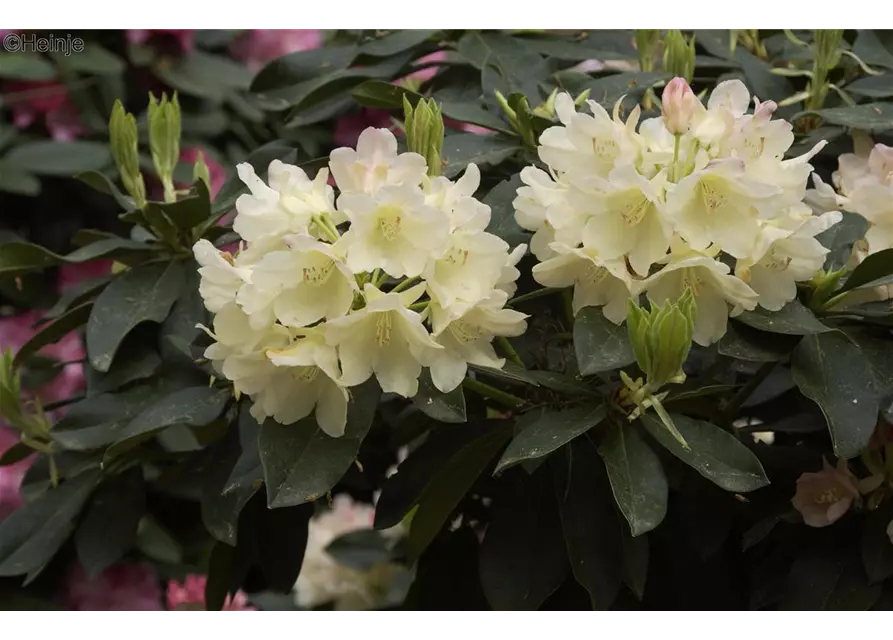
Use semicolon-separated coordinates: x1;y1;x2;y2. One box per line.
151;181;212;231
735;299;830;335
360;30;439;57
44;274;112;321
412;370;466;424
105;386;230;459
846;75;893;99
720;321;801;362
435;84;514;134
86;262;184;372
482;174;529;248
153;52;253;101
620;526;649;600
479;469;568;610
259;380;380;508
0;53;55;80
0;163;40;196
13;302;91;367
791;331;878;459
440;133;521;179
74;468;145;577
255;501;314;592
135;516;183;565
817;211;871;271
862;502;893;584
0;470;98;578
326;529;392;572
815;103;893;132
56;44;124;75
86;340;161;397
250;45;358;93
5;141;111;176
577;71;669;108
840;248;893;292
641;414;769;492
496;403;605;473
408;422;512;560
598;420;667;536
854;30;893;70
574;307;636;374
0;443;31;467
0;238;149;278
351;80;423;109
205;541;236;611
519;32;637;61
552;439;622;609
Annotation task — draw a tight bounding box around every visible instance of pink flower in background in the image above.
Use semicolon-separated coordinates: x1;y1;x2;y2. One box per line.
64;563;163;611
58;261;112;291
126;29;195;54
180;147;226;199
0;428;28;523
4;80;83;142
231;30;323;72
167;574;256;611
334;49;490;147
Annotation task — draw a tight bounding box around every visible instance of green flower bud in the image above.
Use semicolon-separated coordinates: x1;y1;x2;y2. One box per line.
403;96;444;177
532;88;559;119
109;100;147;209
626;289;696;391
635;29;660;71
662;30;696;83
813;29;843;71
148;92;182;202
573;89;591;107
192;150;211;194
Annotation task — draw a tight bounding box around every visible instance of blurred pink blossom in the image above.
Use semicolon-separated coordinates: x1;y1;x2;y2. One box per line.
4;80;83;142
0;428;28;522
167;574;256;611
58;261;112;291
231;30;323;72
126;29;195;54
334;50;490;147
64;563;163;611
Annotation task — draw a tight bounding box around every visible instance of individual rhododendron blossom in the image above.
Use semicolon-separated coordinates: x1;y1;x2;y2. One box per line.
294;494;404;610
792;459;861;528
514;78;839;345
167;575;255;611
64;563;163;611
195;127;526;434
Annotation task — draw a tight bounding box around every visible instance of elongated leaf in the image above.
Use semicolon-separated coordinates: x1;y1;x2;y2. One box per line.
552;439;622;609
352;80;423;109
846;75;893;99
574;308;636;375
412;370;466;424
86;340;161;397
75;171;134;211
792;331;878;458
86;261;185;372
735;300;830;335
720;321;801;362
496;403;605;473
441;133;521;179
580;71;670;107
44;275;112;321
255;501;314;592
105;386;231;459
5;141;111;175
251;45;358;93
74;468;145;577
0;52;56;80
479;469;568;610
0;470;99;578
457;32;549;104
0;238;149;278
840;248;893;292
360;30;439;56
407;422;512;560
620;526;649;601
13;303;91;367
817;211;871;271
259;380;380;508
598;420;667;536
641;414;769;492
815;103;893;132
854;30;893;70
482;174;528;248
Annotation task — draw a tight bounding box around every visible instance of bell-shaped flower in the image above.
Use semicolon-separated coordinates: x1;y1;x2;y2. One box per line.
514;166;566;260
640;246;759;346
426;291;528;393
424;163;485;230
233;160;336;243
690;79;750;147
496;244;527;298
236;234;357;330
538;93;641;181
324;283;442;398
265;329;350;437
665;158;782;259
721;98;793;161
576;164;671;276
532;242;636;323
329;127;427;195
423;229;510;313
337;183;450;278
193;239;252;313
736;209;841;310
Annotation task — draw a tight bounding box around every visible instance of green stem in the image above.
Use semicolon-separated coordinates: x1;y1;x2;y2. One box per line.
508;287;562;307
719;361;776;427
497;336;524;368
371;268;382;288
408;301;429;312
462;377;526;409
392;276;421;294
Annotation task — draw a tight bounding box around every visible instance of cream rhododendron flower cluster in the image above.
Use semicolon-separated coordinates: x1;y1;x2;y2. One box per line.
513;77;841;346
193;128;527;436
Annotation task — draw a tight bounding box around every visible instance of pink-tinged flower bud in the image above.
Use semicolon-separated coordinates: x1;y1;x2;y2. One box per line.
662;77;698;135
791;458;860;527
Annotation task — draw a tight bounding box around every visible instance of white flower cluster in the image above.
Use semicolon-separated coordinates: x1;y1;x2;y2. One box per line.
805;135;893;303
193;128;527;436
513;78;841;346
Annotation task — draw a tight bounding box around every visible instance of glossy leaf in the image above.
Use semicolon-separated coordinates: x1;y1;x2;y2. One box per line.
412;370;466;424
13;302;92;367
574;308;636;375
5;141;111;176
441;133;521;179
482;174;529;248
735;300;830;335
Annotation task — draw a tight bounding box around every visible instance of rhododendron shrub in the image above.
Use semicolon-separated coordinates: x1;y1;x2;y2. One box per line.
6;29;893;612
